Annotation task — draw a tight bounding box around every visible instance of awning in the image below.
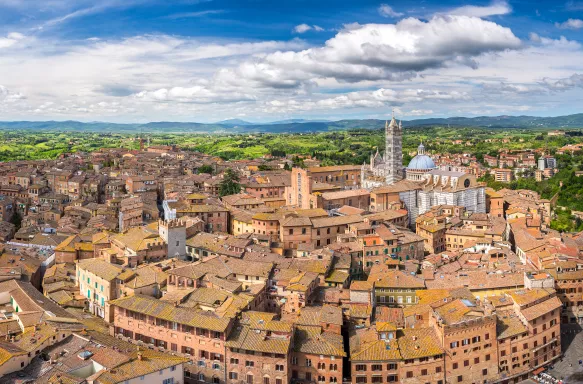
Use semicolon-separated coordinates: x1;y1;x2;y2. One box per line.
533;367;545;375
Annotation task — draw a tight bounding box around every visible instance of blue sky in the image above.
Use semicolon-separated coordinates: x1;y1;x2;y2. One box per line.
0;0;582;122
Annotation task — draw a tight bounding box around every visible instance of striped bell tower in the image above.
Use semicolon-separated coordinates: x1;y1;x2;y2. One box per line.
385;110;403;185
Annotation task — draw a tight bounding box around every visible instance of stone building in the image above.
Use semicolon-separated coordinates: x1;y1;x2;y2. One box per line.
158;219;186;259
361;114;404;188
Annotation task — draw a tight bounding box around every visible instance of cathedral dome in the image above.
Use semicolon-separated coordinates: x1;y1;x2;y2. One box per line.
407;143;435;170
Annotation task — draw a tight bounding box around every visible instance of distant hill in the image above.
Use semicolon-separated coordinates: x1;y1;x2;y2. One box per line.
0;113;582;133
214;119;254;126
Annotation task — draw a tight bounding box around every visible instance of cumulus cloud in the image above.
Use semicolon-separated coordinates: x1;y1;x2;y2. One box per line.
294;24;312;33
0;32;25;48
234;16;521;88
133;86;256;104
261;88;469;114
555;19;583;30
541;74;583;90
378;4;403;18
482;82;543;94
0;9;581;122
293;24;325;33
447;0;511;18
0;85;25;102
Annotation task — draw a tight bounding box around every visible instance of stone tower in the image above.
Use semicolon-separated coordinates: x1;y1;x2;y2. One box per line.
159;219;186;259
385;112;403;184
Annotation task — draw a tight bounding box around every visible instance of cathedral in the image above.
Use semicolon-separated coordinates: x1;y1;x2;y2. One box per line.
361;113;486;226
361;113;404;189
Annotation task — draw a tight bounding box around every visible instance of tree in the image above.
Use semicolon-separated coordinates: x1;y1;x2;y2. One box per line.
219;168;241;197
10;210;22;231
258;164;273;171
198;164;214;174
283;162;292;171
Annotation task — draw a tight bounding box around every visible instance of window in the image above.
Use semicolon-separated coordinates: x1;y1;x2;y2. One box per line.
482;369;488;376
229;373;238;380
246;361;255;367
306;359;312;367
291;357;298;365
421;369;428;375
170;365;176;372
406;372;414;378
453;363;458;370
457;376;463;383
464;360;469;367
247;374;254;384
230;358;239;365
450;341;458;348
275;364;284;372
162;380;174;384
485;354;491;361
264;378;270;384
372;364;382;371
356;364;367;371
356;377;367;384
436;366;442;373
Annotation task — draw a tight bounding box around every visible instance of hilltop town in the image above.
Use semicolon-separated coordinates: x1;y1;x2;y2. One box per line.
0;117;581;384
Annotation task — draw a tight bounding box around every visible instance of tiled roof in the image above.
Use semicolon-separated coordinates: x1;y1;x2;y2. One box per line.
369;270;425;289
226;323;291;354
110;294;232;332
398;327;444;359
293;325;345;356
350;328;400;361
77;258;124;281
297;305;343;327
497;310;528;339
94;349;188;384
519;296;562;321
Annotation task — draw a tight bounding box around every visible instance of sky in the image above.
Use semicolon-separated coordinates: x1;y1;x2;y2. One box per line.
0;0;582;123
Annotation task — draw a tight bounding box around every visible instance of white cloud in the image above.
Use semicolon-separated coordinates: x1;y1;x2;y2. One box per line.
555;19;583;30
164;10;224;19
294;24;312;34
133;86;256;104
542;74;583;90
237;16;521;87
528;32;541;43
0;32;25;49
447;0;511;18
408;109;434;116
0;85;25;102
0;11;582;122
293;24;325;33
378;4;403;18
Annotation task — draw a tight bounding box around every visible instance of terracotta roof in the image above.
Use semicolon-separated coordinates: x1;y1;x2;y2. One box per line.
77;258;124;281
294;325;345;356
398;327;444;359
110;294;233;332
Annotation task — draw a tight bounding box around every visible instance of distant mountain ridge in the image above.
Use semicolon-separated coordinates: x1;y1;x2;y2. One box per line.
0;113;582;133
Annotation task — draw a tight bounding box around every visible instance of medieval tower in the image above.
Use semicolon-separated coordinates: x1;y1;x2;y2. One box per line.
159;219;186;259
385;112;403;184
